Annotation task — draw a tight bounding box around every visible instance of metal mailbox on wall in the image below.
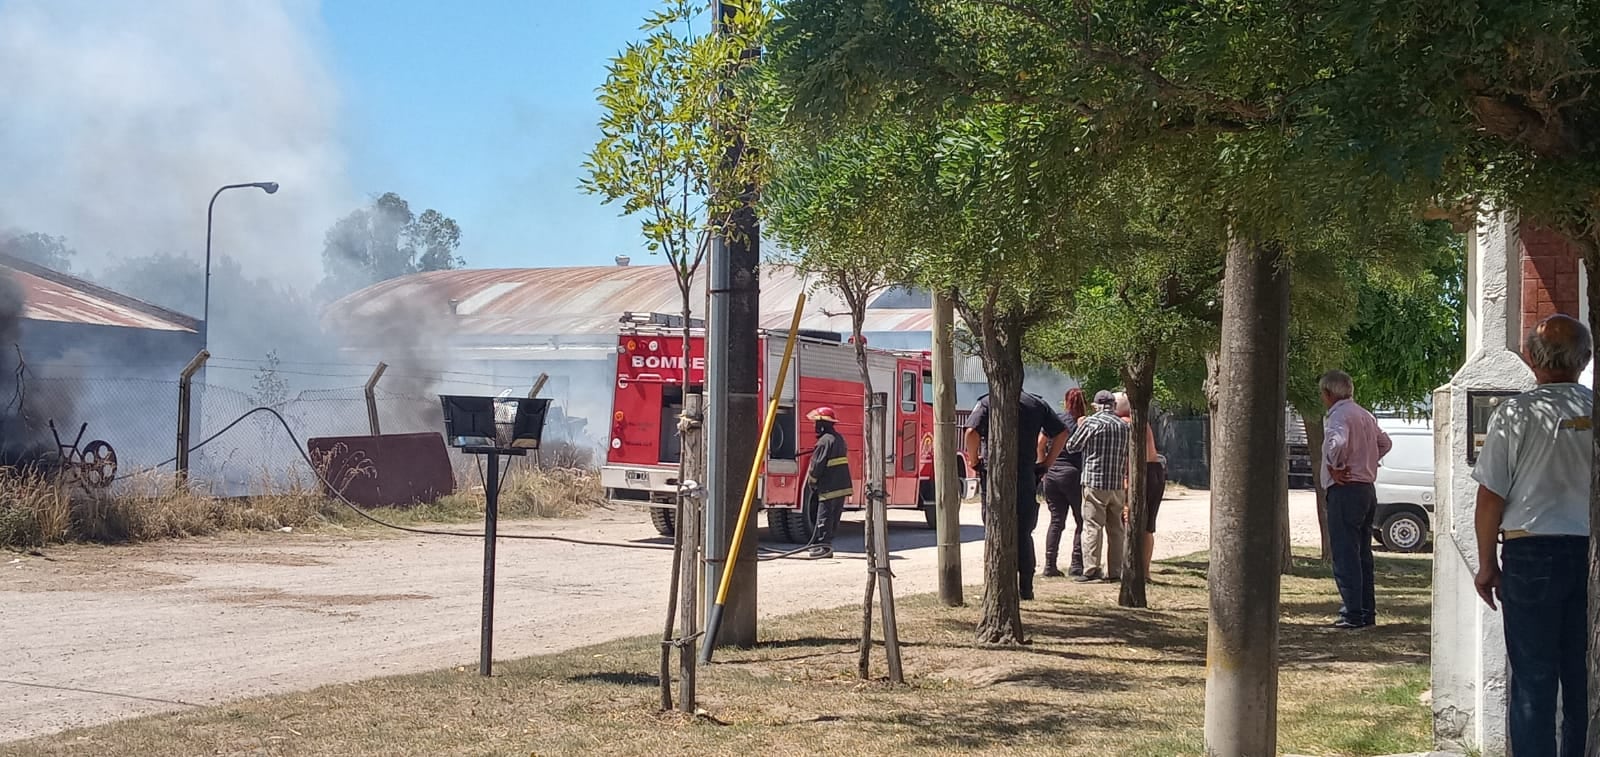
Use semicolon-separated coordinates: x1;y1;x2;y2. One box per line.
1465;390;1520;465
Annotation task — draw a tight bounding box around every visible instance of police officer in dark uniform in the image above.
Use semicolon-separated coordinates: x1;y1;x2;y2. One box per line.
804;406;853;559
963;390;1069;600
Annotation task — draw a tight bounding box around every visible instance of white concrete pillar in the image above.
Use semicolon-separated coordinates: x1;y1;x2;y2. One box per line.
1431;210;1534;755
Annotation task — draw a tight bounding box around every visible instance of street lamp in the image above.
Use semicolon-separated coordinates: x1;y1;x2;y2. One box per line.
204;181;279;344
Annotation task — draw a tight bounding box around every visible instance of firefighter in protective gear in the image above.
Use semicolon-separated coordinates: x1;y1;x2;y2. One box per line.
804;406;853;559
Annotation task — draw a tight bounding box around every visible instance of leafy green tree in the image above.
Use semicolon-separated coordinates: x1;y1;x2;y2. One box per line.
317;192;463;300
1026;160;1223;607
761;96;1083;643
583;0;771;712
770;4;1452;750
764;124;911;675
0;231;75;273
1324;5;1597;728
1345;230;1466;414
888;112;1082;645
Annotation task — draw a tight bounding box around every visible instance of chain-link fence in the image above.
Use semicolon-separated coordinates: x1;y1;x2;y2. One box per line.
7;364;599;497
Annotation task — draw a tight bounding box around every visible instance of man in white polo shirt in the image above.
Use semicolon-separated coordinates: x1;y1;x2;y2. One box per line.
1473;313;1593;757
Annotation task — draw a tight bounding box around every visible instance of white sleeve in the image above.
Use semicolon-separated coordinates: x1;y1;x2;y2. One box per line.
1471;404;1514;498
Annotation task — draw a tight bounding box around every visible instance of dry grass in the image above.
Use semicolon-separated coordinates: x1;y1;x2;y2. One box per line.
63;471;337;544
0;470;71;547
2;551;1433;757
0;464;602;549
435;466;605;520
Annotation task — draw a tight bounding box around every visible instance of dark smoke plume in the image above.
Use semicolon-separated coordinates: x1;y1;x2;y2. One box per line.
0;271;51;470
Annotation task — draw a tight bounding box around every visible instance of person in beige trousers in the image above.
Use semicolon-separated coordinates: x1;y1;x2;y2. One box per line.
1064;390;1131;582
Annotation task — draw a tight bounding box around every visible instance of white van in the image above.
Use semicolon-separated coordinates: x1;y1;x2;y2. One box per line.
1372;417;1434;552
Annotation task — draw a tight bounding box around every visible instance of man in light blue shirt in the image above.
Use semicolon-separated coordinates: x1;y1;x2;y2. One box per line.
1473;313;1593;757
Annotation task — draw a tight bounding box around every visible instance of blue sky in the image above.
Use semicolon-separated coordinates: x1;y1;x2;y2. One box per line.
322;1;664;270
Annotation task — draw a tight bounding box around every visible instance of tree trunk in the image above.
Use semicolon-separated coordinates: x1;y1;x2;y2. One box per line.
849;303;879;678
1583;245;1600;751
975;304;1026;645
1119;347;1157;608
1300;409;1331;562
859;511;877;678
1203;234;1291;755
931;289;965;607
660;458;684;712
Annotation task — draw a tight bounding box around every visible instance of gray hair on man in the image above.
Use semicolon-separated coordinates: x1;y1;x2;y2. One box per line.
1524;314;1592;376
1319;370;1355;401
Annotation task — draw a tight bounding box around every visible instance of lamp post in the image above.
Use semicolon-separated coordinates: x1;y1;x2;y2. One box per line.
204;182;278;344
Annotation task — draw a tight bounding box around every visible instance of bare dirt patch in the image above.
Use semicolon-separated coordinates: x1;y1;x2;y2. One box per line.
2;492;1328;745
1;548;1431;757
211;588;434;610
3;551;189;593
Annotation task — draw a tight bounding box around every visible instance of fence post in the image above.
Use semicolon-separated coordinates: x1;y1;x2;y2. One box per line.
678;392;704;712
528;373;549;399
364;362;388;436
868;393;904;683
176;349;210;486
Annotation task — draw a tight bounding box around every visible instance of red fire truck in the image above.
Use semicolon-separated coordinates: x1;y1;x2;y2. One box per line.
599;321;964;539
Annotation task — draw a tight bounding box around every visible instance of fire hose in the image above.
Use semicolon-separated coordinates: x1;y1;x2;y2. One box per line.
114;405;674;552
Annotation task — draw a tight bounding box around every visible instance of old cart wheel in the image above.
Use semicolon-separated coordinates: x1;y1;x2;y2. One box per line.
81;440;118;488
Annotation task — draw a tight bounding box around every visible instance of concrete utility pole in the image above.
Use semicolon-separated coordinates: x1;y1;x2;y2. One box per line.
702;0;761;647
931;290;964;606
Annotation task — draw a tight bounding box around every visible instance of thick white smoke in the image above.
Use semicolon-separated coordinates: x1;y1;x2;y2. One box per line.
0;0;351;285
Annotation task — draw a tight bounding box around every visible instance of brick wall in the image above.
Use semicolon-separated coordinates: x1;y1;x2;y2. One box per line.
1519;222;1582;334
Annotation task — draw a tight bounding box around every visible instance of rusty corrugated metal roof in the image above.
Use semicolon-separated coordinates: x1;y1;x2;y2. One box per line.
325;264;921;340
2;255;199;333
761;309;938;334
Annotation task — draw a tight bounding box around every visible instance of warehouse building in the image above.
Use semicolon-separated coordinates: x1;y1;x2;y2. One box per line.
326;260;1073;448
0;254;205;470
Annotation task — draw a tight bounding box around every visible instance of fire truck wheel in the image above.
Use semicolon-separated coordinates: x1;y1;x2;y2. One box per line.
765;509;797;543
649;507;676;537
920;505;938;530
774;502;819;544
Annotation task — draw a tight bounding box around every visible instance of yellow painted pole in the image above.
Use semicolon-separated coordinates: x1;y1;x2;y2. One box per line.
700;292;806;662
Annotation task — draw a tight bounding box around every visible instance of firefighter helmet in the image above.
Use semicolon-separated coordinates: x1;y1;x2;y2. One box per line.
806;406;839;424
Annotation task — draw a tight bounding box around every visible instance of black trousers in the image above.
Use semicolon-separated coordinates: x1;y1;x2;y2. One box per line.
1042;472;1083;571
982;472;1042;591
1327;483;1377;624
809;489;845;545
1017;477;1041;588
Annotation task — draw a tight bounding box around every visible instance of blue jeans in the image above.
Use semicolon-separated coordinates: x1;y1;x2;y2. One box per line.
1501;536;1589;757
1327;483;1377;624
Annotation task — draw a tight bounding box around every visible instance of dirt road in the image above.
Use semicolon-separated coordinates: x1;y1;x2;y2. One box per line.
1;489;1322;742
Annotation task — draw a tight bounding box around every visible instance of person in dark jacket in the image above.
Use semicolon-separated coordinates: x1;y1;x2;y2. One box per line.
964;391;1068;599
805;406;853;559
1042;388;1087;577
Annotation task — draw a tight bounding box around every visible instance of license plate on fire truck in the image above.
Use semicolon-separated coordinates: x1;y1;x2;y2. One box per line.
626;470;650;485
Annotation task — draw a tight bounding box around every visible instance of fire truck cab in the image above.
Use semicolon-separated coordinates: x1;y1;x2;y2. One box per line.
599;320;964;540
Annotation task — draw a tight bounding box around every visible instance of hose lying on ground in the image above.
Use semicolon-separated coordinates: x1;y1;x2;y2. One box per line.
118;406;673;552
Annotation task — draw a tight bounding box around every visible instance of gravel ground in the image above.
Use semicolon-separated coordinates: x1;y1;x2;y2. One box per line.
0;488;1321;742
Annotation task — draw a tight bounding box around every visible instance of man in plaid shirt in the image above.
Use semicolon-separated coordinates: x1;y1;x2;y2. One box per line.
1065;390;1130;582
